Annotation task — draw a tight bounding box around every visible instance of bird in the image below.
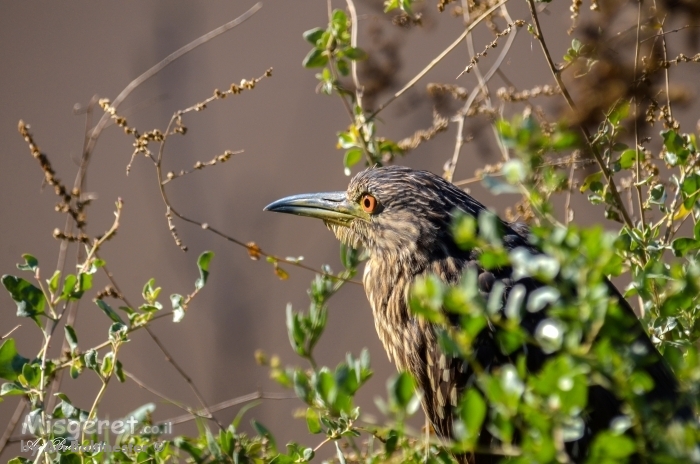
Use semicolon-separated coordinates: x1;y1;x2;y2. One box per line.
264;165;685;463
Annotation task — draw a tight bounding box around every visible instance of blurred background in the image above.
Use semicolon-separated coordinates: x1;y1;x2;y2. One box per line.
1;0;697;458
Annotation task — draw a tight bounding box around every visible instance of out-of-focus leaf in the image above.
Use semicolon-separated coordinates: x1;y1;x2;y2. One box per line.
0;339;29;382
195;251;214;290
1;275;46;323
96;299;125;324
17;254;38;272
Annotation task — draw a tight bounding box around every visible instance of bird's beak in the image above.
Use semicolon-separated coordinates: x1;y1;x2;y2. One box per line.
264;191;360;226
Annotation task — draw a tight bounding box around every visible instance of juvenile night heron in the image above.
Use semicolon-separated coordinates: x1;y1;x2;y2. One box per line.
265;165;683;463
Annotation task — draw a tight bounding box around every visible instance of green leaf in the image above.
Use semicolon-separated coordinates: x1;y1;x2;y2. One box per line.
96;299;125;324
61;274;77;300
64;325;78;353
409;274;445;323
571;38;582;52
331;9;348;33
76;272;93;298
337;131;355;149
649;183;666;205
336;58;349;76
306;408;322;434
8;458;31;464
109;322;128;342
452;213;478;248
302;48;328;68
344;47;367;61
101;352;114;377
580;171;603;193
671;237;700;257
84;349;98;371
1;275;46;323
534;318;565;354
458;388;487;446
286;305;304;354
251;420;277;451
316;369;337;405
115;360;126;382
55;392;78;418
22;362;40;387
343;148;363;170
121;403;156;426
142;278;161;304
0;339;29;381
551;131;578;150
340;243;359;269
232;400;260;430
527;287;561;313
302;27;324;45
479;248;510;270
589;431;636;459
195;251;214;290
478;210;504;245
618;149;638;169
662;129;684;154
681;173;700;209
388;372;415;409
17;254;39;272
384;0;400;12
69;362;81;380
502;159;526;184
171;294;185;322
205;427;223;460
0;382;26;396
48;270;61;294
293;369;312;402
303;448;315;461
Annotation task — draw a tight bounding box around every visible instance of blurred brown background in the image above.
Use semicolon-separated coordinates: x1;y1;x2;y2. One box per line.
1;0;697;458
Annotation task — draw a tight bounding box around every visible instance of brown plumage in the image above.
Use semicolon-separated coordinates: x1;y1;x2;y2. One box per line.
265;165;684;463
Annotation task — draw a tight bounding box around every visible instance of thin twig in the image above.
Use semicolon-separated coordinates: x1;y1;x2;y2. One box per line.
124;370;204;418
346;0;363;102
564;157;576;225
80;199;123;273
463;0;492;99
1;325;21;340
163;391;296;426
369;0;511;119
633;0;646;236
639;24;700;43
143;326;225;429
314;437;332;452
654;7;673;120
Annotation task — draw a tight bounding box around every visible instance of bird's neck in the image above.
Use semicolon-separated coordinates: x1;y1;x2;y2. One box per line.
363;253;428;370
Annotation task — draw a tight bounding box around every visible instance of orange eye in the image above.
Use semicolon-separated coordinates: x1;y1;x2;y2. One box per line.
361;194;378;213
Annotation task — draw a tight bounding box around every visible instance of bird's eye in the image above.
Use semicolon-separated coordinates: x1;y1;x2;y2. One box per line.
360;194;378;213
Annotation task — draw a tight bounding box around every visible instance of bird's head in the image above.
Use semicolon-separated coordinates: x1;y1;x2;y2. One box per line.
264;166;488;261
